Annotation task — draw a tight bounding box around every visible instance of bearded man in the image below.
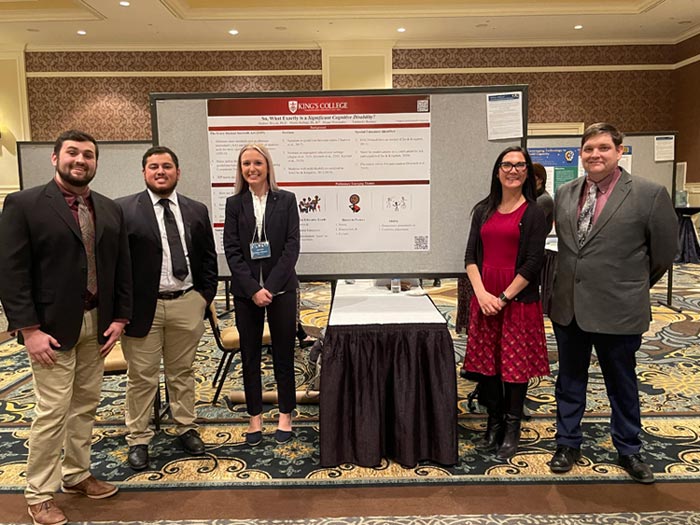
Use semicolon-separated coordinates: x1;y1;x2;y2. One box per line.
117;146;217;471
0;129;132;525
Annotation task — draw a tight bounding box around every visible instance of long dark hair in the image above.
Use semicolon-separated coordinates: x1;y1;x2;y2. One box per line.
472;146;537;219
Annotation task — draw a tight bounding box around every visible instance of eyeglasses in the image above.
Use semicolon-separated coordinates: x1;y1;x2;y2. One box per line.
500;162;528;172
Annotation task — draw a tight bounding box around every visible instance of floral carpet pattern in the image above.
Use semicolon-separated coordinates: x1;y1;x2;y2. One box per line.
0;268;699;491
1;512;698;525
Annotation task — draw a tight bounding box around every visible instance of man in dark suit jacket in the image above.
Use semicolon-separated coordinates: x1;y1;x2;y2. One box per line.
117;146;217;471
0;130;132;525
549;122;678;484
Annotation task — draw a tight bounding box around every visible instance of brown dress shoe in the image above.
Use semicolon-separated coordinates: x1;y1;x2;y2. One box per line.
62;474;118;499
27;499;67;525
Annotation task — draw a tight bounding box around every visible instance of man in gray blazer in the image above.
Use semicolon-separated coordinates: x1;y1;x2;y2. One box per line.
549;122;677;483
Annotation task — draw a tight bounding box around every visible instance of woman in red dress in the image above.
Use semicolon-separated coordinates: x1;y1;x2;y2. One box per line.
463;146;550;459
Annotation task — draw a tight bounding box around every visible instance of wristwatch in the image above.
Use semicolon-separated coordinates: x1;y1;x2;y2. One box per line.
498;292;511;303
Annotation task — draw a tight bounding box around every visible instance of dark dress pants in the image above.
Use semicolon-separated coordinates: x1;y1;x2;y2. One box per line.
553;318;643;455
234;291;297;416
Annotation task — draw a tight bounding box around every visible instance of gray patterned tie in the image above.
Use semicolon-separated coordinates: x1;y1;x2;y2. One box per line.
577;182;598;246
77;196;97;295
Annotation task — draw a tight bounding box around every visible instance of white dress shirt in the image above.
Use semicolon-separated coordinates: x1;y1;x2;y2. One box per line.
147;188;194;292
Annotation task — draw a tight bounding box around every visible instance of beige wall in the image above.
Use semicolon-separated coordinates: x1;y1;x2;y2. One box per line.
0;50;30;206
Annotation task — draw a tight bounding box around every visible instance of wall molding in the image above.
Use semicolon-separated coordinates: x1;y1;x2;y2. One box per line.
26;70;321;78
25;43;321;52
393;58;700;76
528;122;585;136
26;59;699;79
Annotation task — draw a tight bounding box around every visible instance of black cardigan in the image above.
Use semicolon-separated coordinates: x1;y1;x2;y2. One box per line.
464;201;548;303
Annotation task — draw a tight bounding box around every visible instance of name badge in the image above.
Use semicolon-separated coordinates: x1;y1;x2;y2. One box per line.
250;241;271;260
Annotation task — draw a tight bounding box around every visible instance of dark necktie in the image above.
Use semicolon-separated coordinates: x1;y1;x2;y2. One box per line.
159;199;189;281
77;196;97;295
577;182;598;246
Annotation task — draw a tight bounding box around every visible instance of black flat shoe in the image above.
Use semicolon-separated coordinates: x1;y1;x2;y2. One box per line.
245;431;263;446
299;338;315;349
128;444;149;471
618;453;655;484
275;429;293;443
550;444;581;473
179;429;206;455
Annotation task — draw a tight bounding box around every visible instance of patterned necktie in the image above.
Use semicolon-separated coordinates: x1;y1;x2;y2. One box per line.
159;199;189;281
77;196;97;295
577;182;598;246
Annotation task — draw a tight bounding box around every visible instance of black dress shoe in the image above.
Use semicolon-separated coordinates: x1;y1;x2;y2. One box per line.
245;431;263;446
128;445;149;471
275;429;294;444
618;453;655;484
178;429;205;455
550;445;581;473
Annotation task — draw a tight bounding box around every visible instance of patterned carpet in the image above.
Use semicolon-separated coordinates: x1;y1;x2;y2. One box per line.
0;268;699;491
1;512;698;525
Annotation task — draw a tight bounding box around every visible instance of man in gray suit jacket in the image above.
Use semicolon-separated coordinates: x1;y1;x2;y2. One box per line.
549;122;677;484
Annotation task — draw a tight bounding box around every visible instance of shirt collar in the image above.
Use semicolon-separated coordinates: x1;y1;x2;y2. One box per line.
586;166;620;195
248;188;269;201
147;188;179;207
55;177;91;203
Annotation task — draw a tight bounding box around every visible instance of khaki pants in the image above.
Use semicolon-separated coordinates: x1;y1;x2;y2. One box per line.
25;308;103;505
122;290;206;446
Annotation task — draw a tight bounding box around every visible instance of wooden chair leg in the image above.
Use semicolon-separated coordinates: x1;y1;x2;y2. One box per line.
212;352;235;406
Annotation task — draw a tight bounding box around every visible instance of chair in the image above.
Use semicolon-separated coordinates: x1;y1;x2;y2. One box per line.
208;303;271;405
104;341;168;431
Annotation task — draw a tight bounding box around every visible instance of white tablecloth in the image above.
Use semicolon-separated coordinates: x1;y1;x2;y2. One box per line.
329;279;446;326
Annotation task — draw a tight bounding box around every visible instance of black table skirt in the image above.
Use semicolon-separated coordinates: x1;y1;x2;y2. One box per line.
676;216;700;263
319;323;458;468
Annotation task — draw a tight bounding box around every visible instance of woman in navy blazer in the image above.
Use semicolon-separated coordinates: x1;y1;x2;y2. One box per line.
223;144;300;446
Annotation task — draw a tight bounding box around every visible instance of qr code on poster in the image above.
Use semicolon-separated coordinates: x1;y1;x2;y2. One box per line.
417;99;429;112
413;235;429;250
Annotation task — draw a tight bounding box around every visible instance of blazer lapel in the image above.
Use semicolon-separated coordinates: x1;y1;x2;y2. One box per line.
583;169;632;246
264;191;280;238
242;191;256;240
178;196;194;254
566;177;586;248
45;180;82;241
92;192;105;244
137;190;161;242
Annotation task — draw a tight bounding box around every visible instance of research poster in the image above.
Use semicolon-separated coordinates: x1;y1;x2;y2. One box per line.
207;95;432;254
529;147;580;196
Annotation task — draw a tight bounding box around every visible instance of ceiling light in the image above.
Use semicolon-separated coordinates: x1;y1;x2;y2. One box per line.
574;25;583;30
397;27;406;33
77;30;87;35
119;1;130;6
228;29;239;35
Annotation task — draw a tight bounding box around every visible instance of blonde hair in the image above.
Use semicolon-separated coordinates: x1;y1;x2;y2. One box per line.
234;143;279;195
